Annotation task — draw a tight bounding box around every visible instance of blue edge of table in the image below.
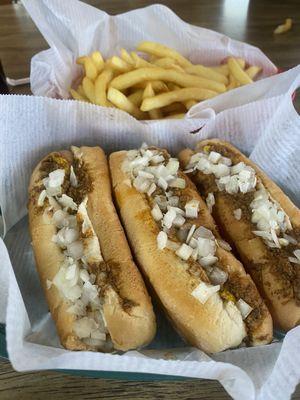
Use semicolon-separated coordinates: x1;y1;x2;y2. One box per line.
0;324;185;380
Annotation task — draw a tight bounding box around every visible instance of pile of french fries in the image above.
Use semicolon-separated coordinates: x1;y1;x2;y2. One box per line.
70;41;262;120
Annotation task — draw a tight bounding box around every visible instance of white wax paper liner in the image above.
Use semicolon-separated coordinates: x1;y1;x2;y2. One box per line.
21;0;277;99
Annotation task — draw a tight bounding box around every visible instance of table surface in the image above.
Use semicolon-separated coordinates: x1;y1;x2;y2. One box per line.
0;1;299;399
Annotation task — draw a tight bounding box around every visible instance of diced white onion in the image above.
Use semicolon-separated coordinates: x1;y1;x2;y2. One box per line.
67;241;84;260
197;237;216;257
191;282;220;304
206;193;215;213
208;151;221;164
191;248;198;260
213;164;230;178
173;215;186;227
283;233;297;245
278;238;289;247
65;263;79;282
138;170;154;179
168;178;186;189
150;154;165;164
168;206;185;216
209;267;228;285
186;224;196;244
154;195;167;211
58;194;78;210
217;239;232;251
80;269;90;283
151;204;163;221
163;208;177;229
73;317;98;339
52;209;67;228
220;156;232;166
189;237;198;249
231;162;246;175
236;299;253;319
91;330;107;341
166;158;179;175
193;226;214;240
147;182;156;196
70;166;78;187
157;231;168;250
233;208;242;220
158;177;168;191
48;169;65;187
185;199;199;219
166;240;181;251
176;243;193;261
294;249;300;260
134;176;151;193
289;257;300;265
46;279;52;289
252;230;272;240
167;196;179;207
37;190;47;207
199;254;218;267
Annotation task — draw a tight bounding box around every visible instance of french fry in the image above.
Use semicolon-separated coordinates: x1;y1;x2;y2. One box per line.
143;83;163;119
130;52;154;68
211;64;229;76
110;67;226;93
164;113;185;119
91;51;104;72
274;18;292;34
235;58;246;69
184;100;197;110
128;89;144;106
120;48;134;65
82;77;96;103
245;66;262;80
72;42;261;118
153;57;184;72
70;88;88;102
227;58;252;85
77;85;86;97
76;56;87;65
133;80;169;92
149;55;157;62
167;83;181;91
107;87;146;119
84;57;98;80
95;68;114;106
226;74;239;90
107;56;132;73
137;41;192;68
185;65;228;85
140;87;217;111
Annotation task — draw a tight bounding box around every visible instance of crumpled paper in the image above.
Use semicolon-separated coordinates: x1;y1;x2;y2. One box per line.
0;1;299;399
21;0;277;99
0;64;300;399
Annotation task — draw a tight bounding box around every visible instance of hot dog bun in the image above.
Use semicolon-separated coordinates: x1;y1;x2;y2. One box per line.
28;146;156;352
179;139;300;331
109;147;272;353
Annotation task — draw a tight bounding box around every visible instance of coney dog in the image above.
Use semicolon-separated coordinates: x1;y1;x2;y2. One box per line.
178;139;300;331
28;146;156;352
109;144;272;353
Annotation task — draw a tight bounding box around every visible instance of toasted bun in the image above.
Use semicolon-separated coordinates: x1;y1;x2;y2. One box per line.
179;139;300;331
79;147;156;350
29;147;156;352
28;150;86;350
109;150;272;352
